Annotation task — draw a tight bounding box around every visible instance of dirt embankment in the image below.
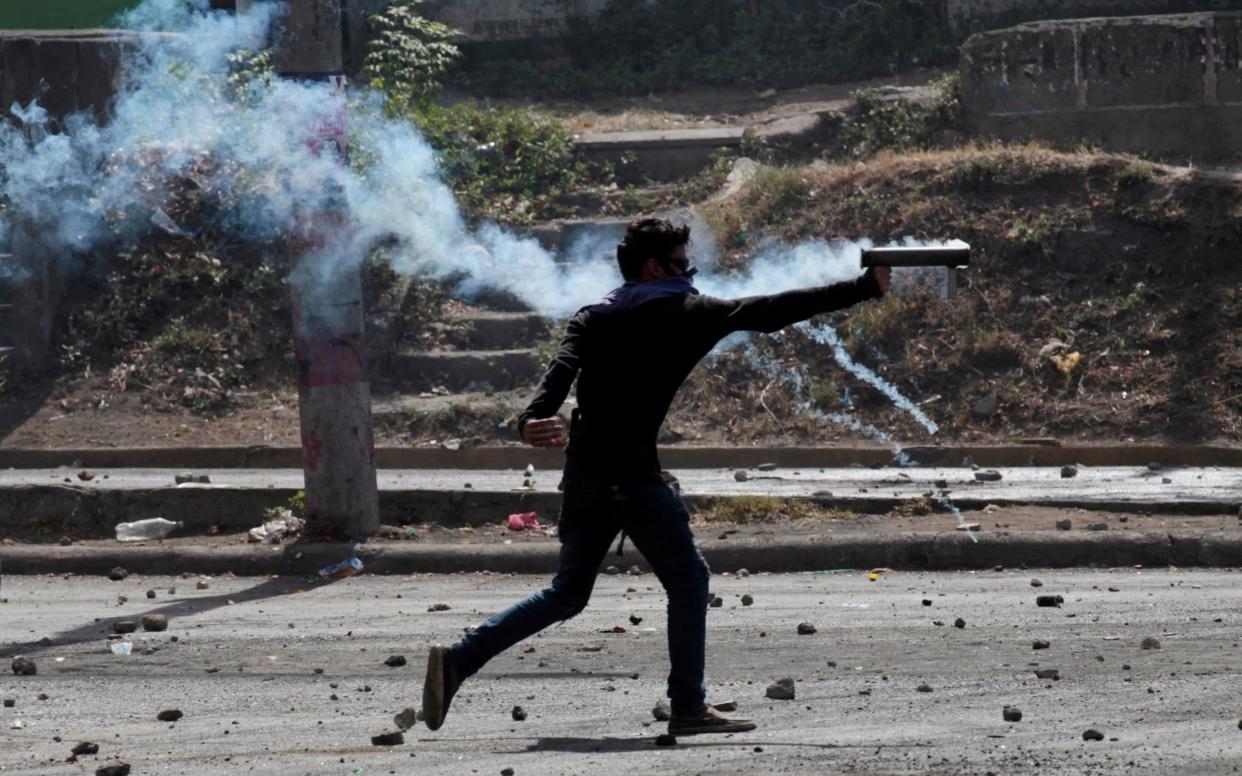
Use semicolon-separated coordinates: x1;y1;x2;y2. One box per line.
4;144;1241;450
669;145;1242;447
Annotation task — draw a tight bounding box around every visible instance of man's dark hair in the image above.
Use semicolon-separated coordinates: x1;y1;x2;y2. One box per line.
616;218;690;282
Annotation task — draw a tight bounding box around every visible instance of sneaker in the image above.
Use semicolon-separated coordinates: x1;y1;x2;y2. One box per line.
421;645;461;731
668;705;757;735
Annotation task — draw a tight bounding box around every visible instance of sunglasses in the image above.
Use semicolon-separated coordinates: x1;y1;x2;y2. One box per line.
665;256;699;276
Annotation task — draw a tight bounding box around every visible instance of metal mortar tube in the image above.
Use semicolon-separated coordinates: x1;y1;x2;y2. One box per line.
860;245;970;268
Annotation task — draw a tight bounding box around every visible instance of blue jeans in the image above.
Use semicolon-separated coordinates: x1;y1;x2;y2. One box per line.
451;478;711;717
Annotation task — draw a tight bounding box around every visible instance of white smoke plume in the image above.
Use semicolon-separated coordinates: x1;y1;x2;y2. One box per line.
0;0;893;314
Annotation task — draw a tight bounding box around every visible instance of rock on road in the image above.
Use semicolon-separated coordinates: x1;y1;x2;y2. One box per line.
2;570;1242;774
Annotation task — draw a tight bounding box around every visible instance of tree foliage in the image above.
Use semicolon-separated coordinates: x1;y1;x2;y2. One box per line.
363;0;462;112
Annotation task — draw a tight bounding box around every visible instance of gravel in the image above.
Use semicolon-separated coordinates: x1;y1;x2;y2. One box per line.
766;678;796;700
141;614;168;632
371;730;404;746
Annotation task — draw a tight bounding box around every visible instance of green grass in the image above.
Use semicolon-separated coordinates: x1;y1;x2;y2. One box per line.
0;1;139;30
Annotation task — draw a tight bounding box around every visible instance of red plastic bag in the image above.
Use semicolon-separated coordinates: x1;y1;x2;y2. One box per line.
507;512;542;531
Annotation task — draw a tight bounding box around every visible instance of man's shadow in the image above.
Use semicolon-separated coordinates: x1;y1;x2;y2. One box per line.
1;575;323;657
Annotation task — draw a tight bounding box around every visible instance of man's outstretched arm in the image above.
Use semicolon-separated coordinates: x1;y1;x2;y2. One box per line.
713;267;890;335
517;314;586;448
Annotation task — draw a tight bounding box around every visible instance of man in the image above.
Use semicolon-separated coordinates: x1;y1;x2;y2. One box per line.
421;218;890;736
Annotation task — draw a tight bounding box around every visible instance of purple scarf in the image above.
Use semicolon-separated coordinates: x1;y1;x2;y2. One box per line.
587;276;699;313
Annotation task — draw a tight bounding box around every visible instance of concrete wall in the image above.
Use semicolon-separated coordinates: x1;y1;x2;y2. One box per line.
0;30;168;125
960;12;1242;158
946;0;1242;30
343;0;610;72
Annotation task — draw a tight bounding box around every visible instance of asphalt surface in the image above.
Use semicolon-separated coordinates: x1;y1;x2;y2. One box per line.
3;570;1242;774
7;464;1242;508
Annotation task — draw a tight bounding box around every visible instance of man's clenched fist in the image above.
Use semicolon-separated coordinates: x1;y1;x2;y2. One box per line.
522;417;567;448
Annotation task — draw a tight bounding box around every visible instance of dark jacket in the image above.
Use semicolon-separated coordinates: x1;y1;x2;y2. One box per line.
518;271;884;483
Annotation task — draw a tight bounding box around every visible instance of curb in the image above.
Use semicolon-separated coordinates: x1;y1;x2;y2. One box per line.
3;444;1242;470
3;532;1240;576
3;484;1236;540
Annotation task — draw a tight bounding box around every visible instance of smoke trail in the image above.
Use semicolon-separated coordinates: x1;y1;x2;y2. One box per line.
745;340;979;543
805;323;939;435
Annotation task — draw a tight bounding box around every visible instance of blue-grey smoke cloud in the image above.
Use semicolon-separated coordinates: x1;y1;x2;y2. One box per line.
0;0;890;314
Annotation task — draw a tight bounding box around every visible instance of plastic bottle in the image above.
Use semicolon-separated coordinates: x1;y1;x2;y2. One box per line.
114;518;184;542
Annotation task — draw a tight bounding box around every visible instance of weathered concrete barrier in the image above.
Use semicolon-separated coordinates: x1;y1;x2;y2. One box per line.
0;30;170;125
574;127;746;183
946;0;1235;31
960;12;1242;158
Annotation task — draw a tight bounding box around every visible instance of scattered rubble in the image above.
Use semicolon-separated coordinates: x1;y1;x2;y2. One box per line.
1141;637;1162;650
713;700;738;712
1033;639;1051;650
1036;595;1064;608
1055;519;1072;531
174;473;211;484
916;683;934;693
11;657;36;676
757;463;778;472
393;708;419;731
113;621;138;634
1003;706;1023;722
766;678;796;700
95;764;131;776
954;618;966;629
655;733;677;746
975;470;1003;482
604;566;621;575
78;470;95;481
156;709;183;722
741;594;754;606
371;730;404;746
146;590;157;599
796;622;817;635
384;655;407;668
1030;579;1043;587
1060;465;1078;478
652;700;671;721
1034;669;1062;680
71;741;100;756
733;470;750;482
142;614;168;632
511;705;527;721
1082;728;1105;741
629;614;643;625
2;699;13;707
428;603;451;612
196;580;210;590
1086;522;1109;531
108;568;129;581
709;596;724;608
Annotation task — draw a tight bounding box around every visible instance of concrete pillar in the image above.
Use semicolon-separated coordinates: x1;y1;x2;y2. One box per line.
248;0;379;540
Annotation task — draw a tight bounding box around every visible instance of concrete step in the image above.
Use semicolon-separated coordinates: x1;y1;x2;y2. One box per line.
387;348;545;392
436;311;551;351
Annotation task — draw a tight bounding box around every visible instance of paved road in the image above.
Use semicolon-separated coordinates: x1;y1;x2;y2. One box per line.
3;570;1242;774
5;465;1241;508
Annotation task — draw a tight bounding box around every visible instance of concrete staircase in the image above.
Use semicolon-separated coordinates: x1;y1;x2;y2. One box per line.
385;308;552;395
